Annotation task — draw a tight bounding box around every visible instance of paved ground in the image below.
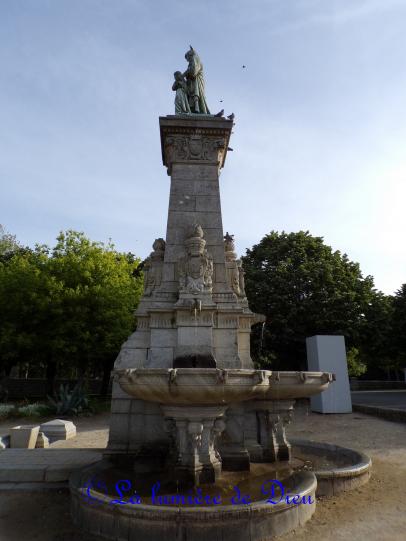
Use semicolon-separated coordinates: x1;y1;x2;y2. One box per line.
351;390;406;410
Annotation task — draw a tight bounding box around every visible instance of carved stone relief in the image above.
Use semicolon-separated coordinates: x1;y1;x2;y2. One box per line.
178;224;213;295
164;135;226;168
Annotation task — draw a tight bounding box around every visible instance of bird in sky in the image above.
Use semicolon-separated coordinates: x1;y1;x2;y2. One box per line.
242;65;246;68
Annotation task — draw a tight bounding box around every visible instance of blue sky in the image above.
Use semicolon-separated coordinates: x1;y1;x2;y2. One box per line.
1;0;405;294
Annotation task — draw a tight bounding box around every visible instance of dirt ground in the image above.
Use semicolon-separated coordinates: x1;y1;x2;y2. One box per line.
0;412;110;449
0;407;405;541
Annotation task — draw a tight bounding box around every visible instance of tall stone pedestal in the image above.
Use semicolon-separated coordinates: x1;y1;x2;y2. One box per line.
106;116;264;463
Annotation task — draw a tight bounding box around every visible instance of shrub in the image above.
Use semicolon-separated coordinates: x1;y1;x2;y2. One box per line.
0;404;15;419
17;403;53;418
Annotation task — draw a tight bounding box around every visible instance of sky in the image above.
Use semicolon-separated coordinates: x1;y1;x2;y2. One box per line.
1;0;405;294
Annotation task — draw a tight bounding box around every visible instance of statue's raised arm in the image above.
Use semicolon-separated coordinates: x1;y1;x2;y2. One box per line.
182;46;210;115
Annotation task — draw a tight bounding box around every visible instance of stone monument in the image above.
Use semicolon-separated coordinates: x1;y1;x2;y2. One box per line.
106;51;266;465
70;48;369;541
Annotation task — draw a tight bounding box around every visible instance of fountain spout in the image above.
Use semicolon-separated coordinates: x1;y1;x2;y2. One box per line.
191;298;202;319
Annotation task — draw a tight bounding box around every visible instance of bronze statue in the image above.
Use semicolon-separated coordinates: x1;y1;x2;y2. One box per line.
173;46;210;115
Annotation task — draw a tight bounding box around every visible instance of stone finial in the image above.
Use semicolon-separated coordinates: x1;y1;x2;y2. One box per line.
224;232;235;253
152;238;166;256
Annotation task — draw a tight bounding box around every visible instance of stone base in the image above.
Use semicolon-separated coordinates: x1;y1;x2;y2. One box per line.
40;419;76;443
10;425;40;448
174;461;222;485
220;449;250;471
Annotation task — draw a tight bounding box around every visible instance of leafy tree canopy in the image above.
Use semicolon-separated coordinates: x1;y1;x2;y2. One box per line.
0;230;143;389
390;284;406;370
242;231;377;370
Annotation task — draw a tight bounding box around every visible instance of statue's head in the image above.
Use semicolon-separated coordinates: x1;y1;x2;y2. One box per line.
185;45;195;61
174;71;183;81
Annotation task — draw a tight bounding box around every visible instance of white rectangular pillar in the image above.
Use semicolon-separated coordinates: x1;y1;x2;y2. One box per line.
306;335;352;413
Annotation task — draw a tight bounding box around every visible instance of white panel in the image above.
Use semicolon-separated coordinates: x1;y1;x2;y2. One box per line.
306;335;352;413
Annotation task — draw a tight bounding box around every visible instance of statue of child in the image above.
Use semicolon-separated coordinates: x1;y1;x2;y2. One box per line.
172;71;191;115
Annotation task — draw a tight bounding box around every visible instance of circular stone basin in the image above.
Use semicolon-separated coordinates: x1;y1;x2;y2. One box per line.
70;439;371;540
70;460;317;541
291;439;372;497
114;368;334;404
114;368;272;404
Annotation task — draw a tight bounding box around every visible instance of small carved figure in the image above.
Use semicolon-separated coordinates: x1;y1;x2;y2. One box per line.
224;232;246;299
143;238;165;296
237;261;246;297
172;71;191;115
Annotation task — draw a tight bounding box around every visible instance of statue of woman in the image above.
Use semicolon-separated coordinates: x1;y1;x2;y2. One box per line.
183;46;210;114
172;71;191;114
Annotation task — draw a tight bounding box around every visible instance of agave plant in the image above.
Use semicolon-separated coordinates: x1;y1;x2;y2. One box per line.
47;382;90;416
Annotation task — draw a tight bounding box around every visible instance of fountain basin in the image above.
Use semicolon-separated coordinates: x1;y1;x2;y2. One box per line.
114;368;334;404
70;461;317;541
114;368;272;405
291;439;372;497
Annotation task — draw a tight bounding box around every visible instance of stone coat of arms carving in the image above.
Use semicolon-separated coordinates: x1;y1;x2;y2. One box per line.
178;225;213;295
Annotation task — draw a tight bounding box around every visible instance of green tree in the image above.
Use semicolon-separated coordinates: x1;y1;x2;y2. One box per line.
242;231;377;370
358;291;394;378
48;231;143;394
389;284;406;374
0;230;143;395
346;347;367;377
0;245;57;377
0;224;19;256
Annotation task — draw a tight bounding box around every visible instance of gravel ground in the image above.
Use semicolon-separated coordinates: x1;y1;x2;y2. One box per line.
0;407;405;541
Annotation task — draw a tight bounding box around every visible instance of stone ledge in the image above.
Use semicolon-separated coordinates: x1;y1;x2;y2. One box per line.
0;449;102;484
352;403;406;423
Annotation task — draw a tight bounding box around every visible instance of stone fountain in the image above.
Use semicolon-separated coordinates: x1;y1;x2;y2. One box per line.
70;47;370;541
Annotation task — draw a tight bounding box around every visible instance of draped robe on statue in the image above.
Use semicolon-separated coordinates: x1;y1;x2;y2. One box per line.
184;52;210;114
